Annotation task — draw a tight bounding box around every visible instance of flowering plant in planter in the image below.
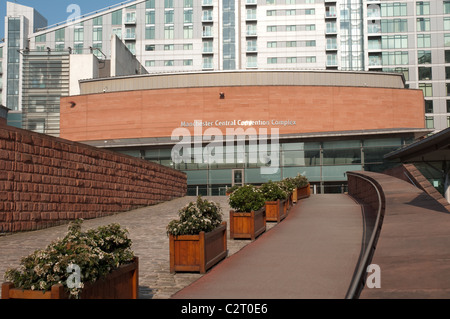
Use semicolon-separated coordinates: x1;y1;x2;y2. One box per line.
293;174;309;188
167;196;223;236
226;185;241;195
3;219;134;299
259;181;288;202
229;185;265;213
278;178;296;196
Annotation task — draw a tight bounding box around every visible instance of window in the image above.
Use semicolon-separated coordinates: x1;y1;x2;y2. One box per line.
145;26;155;39
145;44;155;51
286;25;296;32
112;28;122;39
55;29;65;42
267;26;277;32
93;17;102;26
125;27;135;39
247;56;257;68
306;56;316;63
305;9;315;15
145;60;155;67
164;44;174;51
184;59;193;66
445;34;450;47
448;116;450;128
35;34;46;43
184;0;193;8
447;83;450;96
111;10;122;25
418;67;432;80
146;0;155;9
287;41;297;47
165;10;174;24
382;51;408;65
184;43;193;50
287;57;297;64
381;3;407;16
381;35;408;49
417;18;430;32
165;0;174;8
203;41;213;53
425;100;433;113
425;116;434;129
267;41;277;48
146;11;155;24
184;9;193;23
417;34;431;48
93;28;102;42
416;2;430;15
419;83;433;97
74;26;84;42
447;100;450;112
126;12;136;23
267;57;277;64
381;19;408;33
164;60;174;66
165;26;174;39
445;17;450;31
418;50;431;64
74;43;83;54
184;25;193;39
445;1;450;14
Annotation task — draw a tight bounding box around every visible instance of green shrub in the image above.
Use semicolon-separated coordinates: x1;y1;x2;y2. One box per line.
229;185;265;213
259;181;288;201
293;174;309;188
167;196;223;237
4;219;134;299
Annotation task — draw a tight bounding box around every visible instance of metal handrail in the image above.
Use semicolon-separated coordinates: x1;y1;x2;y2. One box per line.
345;172;385;299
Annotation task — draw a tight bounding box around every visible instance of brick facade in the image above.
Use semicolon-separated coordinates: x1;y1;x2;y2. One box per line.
60;86;425;142
0;126;187;233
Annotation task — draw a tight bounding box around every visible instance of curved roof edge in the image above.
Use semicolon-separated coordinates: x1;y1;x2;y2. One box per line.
78;70;408;95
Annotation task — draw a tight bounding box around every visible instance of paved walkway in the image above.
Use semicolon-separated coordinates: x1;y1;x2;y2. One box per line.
0;196;276;299
173;194;363;299
0;194;364;299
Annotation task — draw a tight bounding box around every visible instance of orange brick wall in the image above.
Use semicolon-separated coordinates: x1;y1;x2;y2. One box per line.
0;126;187;233
60;86;425;141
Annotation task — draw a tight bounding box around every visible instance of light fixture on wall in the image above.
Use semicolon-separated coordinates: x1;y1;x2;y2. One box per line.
219;92;225;99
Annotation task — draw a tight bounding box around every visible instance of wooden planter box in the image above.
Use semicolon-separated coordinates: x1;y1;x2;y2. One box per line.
265;200;287;223
2;257;139;299
297;183;311;200
170;222;228;274
230;208;266;241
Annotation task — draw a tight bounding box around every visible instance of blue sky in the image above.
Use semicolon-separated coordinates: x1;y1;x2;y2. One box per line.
1;0;125;39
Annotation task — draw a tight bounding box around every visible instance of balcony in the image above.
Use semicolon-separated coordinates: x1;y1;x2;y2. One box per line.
202;12;213;22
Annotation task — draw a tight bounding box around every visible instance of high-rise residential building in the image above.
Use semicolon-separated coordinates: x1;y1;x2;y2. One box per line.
1;0;450;135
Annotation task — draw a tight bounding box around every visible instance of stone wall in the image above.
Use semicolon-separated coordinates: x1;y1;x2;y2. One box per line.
0;126;187;233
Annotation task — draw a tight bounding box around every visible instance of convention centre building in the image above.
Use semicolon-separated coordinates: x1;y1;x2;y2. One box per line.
59;70;430;195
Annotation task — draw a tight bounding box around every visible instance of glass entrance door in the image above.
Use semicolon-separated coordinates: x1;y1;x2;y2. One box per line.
232;169;244;187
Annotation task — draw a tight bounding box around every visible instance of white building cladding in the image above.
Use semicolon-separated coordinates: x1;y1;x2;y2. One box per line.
1;0;450;132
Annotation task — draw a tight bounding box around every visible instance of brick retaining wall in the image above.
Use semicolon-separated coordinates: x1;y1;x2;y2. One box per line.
0;126;187;233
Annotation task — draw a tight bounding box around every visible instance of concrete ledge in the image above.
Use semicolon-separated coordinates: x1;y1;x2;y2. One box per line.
348;171;450;299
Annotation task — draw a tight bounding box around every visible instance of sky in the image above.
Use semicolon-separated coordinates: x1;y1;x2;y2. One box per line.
0;0;130;39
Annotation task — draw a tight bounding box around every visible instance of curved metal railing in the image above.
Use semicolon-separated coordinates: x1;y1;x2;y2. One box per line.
345;172;386;299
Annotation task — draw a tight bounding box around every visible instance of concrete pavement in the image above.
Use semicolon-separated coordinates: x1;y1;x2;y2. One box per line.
0;194;364;299
173;194;363;299
0;196;276;299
